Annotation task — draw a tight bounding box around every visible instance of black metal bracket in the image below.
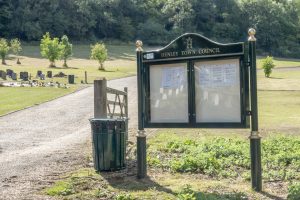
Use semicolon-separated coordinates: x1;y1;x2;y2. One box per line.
246;110;252;116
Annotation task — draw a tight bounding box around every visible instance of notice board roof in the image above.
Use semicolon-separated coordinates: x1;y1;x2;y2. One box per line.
142;33;244;62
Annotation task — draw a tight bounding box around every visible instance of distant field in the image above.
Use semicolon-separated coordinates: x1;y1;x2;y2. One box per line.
257;57;300;68
21;44;136;60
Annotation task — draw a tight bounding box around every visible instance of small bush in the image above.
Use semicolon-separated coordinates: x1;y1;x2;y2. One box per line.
288;182;300;200
262;56;275;77
115;193;135;200
177;184;196;200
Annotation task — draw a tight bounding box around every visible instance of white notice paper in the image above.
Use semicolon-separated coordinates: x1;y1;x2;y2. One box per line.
162;67;185;89
199;62;237;87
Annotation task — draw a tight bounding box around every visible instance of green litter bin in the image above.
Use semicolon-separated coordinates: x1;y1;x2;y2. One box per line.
89;118;126;171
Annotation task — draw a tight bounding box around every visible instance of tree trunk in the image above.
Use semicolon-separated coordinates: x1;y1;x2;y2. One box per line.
1;57;6;65
63;59;68;68
17;58;21;64
98;63;105;70
49;61;56;68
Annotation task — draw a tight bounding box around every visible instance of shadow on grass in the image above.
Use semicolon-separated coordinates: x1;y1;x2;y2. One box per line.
98;160;248;200
259;191;285;200
268;77;284;79
98;161;176;197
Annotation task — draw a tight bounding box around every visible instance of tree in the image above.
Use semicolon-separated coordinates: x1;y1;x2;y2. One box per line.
10;38;22;64
262;56;275;77
0;38;10;65
90;43;107;70
40;32;63;68
61;35;72;68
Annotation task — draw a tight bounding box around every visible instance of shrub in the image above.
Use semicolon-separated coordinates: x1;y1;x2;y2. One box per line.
90;42;107;70
262;56;275;77
288;182;300;200
0;38;10;65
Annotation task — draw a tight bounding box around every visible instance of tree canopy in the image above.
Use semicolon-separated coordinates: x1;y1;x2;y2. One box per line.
1;0;300;57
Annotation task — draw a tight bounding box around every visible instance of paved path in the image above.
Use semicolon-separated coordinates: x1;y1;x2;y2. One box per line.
0;76;137;199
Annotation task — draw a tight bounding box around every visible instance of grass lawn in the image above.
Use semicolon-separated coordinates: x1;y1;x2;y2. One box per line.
0;86;78;116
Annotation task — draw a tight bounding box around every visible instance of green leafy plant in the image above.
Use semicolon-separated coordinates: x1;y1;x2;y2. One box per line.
61;35;72;68
288;182;300;200
10;38;22;64
148;135;300;181
114;193;135;200
262;56;275;77
40;32;64;68
90;42;108;70
0;38;10;65
177;184;196;200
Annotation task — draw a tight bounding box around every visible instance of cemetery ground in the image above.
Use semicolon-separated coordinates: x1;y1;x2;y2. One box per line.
0;45;300;199
0;44;136;116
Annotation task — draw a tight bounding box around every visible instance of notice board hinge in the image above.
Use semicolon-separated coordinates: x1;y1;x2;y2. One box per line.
246;110;252;116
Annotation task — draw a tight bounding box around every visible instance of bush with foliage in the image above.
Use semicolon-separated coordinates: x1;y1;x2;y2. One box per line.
10;38;22;64
61;35;72;68
90;43;107;70
0;38;10;65
40;33;64;68
288;182;300;200
262;56;275;77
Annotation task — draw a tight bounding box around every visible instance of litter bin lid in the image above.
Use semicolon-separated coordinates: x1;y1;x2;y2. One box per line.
89;118;126;122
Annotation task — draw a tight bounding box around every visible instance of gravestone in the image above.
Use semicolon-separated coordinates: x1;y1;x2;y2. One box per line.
11;73;17;80
68;75;75;84
47;71;52;78
20;72;24;79
37;70;42;78
6;69;13;77
22;72;29;81
40;74;45;80
0;71;7;80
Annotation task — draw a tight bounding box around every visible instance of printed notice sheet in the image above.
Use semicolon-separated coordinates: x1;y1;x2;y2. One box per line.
195;59;241;123
198;63;237;87
162;67;185;89
150;63;188;123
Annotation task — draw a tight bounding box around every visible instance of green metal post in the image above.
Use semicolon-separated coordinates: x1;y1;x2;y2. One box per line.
136;40;147;178
248;28;262;192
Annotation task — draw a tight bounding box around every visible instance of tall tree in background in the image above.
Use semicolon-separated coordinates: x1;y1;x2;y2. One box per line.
90;43;107;71
0;0;13;38
40;32;64;68
10;38;22;64
0;38;10;65
61;35;72;68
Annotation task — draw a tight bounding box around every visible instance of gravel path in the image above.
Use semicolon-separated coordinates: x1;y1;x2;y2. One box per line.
0;76;138;199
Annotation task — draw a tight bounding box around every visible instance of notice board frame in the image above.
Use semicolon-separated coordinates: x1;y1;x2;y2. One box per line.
138;33;250;129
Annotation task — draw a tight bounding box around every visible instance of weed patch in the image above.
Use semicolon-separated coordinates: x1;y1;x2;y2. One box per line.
148;134;300;182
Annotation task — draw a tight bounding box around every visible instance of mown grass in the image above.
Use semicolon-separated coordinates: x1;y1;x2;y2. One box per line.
0;87;78;116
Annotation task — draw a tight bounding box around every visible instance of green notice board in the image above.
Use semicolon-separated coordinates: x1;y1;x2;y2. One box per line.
140;33;250;128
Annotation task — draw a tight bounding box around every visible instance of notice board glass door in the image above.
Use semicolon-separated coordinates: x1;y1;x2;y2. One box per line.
149;63;189;123
194;59;241;123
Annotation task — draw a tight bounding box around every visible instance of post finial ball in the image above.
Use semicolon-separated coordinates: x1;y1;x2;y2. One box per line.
248;28;256;41
136;40;143;52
